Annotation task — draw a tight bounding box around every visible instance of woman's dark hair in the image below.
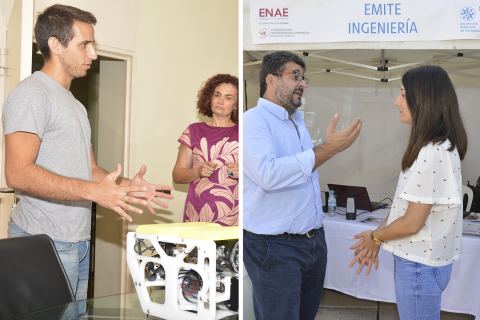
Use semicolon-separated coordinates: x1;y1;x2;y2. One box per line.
197;74;239;123
401;65;468;171
35;4;97;60
259;51;306;97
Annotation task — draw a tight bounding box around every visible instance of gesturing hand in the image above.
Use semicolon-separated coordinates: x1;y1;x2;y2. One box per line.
129;164;174;214
196;161;217;178
93;164;149;222
349;231;380;276
325;114;362;154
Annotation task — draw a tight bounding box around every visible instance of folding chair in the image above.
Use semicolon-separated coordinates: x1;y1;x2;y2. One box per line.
0;234;74;319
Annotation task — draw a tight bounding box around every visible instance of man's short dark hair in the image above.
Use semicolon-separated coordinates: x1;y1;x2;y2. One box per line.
259;51;306;97
35;4;97;60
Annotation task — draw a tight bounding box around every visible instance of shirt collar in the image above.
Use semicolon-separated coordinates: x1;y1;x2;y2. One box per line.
257;97;304;121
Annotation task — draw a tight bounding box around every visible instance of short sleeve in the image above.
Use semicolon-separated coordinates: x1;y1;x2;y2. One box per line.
400;143;460;205
178;126;192;149
2;83;49;139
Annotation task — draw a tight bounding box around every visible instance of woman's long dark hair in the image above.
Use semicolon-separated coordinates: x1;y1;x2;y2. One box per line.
401;65;467;171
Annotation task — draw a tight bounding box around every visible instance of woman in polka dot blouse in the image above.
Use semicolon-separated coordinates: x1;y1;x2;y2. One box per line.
349;65;468;320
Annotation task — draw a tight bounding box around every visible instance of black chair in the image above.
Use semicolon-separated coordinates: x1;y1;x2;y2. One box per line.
0;234;74;319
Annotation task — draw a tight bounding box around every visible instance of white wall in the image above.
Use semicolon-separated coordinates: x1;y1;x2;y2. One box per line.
129;0;238;225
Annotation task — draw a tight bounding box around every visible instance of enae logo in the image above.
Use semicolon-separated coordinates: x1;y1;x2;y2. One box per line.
258;8;289;18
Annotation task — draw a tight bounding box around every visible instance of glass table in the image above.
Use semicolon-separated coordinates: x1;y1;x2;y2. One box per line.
19;293;239;320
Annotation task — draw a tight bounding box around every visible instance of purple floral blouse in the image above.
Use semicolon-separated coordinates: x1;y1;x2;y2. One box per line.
178;122;239;226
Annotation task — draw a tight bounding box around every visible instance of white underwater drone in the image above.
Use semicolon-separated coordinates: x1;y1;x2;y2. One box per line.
126;222;239;319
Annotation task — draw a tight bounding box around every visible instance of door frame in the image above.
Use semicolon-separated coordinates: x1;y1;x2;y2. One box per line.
95;48;133;296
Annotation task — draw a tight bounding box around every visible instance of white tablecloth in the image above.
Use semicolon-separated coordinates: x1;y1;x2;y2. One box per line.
324;208;480;319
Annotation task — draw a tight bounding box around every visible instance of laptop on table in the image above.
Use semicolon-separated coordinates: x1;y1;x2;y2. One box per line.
327;184;388;212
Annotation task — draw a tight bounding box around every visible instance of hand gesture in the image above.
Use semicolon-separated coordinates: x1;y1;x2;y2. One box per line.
226;162;239;179
129;164;174;214
349;231;380;276
196;161;217;178
325;114;362;154
93;164;149;222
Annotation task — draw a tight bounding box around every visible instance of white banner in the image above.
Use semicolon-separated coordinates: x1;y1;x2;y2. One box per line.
250;0;480;44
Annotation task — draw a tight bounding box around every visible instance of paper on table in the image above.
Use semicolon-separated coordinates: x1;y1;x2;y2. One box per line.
463;213;480;236
359;216;385;224
464;212;480;222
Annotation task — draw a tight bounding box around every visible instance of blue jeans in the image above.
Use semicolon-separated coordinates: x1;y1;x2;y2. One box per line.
394;255;452;320
8;222;90;317
243;228;327;320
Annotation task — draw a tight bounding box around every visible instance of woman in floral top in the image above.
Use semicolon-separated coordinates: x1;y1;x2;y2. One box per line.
350;66;468;319
172;74;238;226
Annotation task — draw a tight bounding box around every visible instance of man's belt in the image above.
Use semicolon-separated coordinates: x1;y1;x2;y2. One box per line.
244;227;322;239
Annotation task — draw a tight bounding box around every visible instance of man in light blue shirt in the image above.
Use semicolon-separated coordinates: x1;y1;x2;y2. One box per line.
244;51;362;320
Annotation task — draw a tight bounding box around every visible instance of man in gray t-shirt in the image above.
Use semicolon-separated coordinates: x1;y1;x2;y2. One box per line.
2;4;173;313
3;71;95;242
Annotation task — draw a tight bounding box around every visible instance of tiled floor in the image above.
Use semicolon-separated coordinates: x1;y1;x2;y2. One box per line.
316;289;474;320
244;274;474;319
92;289;473;319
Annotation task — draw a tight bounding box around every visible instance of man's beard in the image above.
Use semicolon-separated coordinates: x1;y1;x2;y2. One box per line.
275;87;302;114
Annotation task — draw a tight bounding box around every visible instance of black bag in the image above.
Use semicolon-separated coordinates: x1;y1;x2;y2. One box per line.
464;177;480;214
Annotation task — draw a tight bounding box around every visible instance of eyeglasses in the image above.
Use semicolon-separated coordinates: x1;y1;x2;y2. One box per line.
273;70;309;86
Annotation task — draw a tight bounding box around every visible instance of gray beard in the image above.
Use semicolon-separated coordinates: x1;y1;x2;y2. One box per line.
275;90;301;114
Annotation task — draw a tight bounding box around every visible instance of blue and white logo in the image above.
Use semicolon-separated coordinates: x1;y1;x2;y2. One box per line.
460;6;475;21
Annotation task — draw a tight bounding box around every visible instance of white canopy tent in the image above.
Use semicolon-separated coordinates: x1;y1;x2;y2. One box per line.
243;0;480;199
